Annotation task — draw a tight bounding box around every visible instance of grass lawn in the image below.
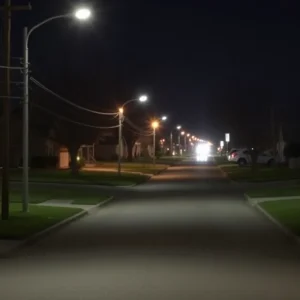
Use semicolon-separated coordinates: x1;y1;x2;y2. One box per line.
247;186;300;198
9;185;109;205
6;169;149;186
0;203;82;240
260;200;300;236
96;162;168;175
220;165;300;182
214;156;230;165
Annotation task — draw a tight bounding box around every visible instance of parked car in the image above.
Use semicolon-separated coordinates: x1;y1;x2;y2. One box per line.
228;148;241;161
230;148;275;166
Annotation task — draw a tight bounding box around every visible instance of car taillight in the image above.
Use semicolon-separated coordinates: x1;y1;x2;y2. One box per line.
232;153;237;158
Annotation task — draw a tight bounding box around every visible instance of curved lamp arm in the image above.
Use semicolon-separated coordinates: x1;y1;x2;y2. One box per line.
26;14;71;47
121;98;138;108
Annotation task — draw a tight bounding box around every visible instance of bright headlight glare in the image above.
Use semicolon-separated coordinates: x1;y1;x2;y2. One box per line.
196;143;210;155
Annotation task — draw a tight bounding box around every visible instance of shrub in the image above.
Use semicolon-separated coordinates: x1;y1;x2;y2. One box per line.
30;156;58;169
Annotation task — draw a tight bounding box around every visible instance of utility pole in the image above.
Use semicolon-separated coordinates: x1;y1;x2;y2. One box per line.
153;127;156;165
22;27;29;212
0;1;31;220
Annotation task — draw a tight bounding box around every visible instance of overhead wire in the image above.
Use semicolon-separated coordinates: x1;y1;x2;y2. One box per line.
30;77;118;116
31;102;120;130
124;117;152;135
0;65;24;70
125;127;153;136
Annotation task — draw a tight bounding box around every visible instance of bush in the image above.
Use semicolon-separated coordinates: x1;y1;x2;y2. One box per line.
69;157;85;170
30;156;58;169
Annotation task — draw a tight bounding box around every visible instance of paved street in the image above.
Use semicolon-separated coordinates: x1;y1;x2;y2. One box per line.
1;161;300;299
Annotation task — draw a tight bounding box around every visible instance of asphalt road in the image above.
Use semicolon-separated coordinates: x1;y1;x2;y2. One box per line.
1;160;300;299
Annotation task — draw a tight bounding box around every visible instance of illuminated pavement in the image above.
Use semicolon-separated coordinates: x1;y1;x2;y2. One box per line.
1;160;300;299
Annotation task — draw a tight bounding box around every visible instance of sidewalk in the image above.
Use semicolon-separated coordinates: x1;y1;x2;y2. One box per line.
0;197;112;257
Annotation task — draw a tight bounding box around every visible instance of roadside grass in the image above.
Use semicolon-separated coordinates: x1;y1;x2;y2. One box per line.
247;186;300;198
96;162;168;175
214;156;230;165
9;185;109;205
0;203;82;240
260;199;300;236
220;165;300;182
6;169;149;186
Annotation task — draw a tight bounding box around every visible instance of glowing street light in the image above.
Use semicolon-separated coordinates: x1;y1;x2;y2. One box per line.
139;95;148;102
177;125;181;130
161;115;167;121
75;8;92;20
152;121;159;129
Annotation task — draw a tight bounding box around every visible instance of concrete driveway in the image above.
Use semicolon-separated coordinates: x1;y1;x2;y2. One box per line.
1;161;300;299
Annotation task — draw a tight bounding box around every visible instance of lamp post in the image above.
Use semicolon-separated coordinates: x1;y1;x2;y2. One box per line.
160;115;167;154
117;95;148;175
152;121;159;165
225;133;230;155
177;125;182;155
22;7;92;212
186;133;190;152
181;131;186;152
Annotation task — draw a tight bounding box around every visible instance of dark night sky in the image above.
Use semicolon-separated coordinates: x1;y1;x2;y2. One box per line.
2;0;300;146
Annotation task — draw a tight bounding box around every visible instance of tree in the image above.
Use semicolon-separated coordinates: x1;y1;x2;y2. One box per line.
30;76;117;175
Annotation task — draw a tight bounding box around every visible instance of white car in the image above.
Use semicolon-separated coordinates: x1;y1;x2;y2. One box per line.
230;149;275;166
228;148;241;161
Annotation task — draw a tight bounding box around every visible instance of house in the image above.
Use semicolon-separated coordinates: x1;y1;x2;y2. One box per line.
0;109;60;167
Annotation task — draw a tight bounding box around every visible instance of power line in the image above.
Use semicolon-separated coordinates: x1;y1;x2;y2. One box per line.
30;77;118;116
31;103;120;130
124;117;152;135
126;127;153;136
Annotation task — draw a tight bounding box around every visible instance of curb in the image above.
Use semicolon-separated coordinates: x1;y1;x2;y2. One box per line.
0;196;114;258
217;166;238;185
244;194;300;245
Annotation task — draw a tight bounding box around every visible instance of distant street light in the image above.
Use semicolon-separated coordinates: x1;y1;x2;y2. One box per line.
118;95;148;175
176;126;182;155
22;7;92;213
225;133;230;154
152;121;159;165
161;115;167;121
181;132;187;151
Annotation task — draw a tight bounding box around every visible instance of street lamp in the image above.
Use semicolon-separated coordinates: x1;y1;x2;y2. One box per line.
122;95;148;108
75;8;92;20
176;125;182;155
152;121;159;165
22;7;92;212
181;131;187;151
117;95;148;176
161;115;167;121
